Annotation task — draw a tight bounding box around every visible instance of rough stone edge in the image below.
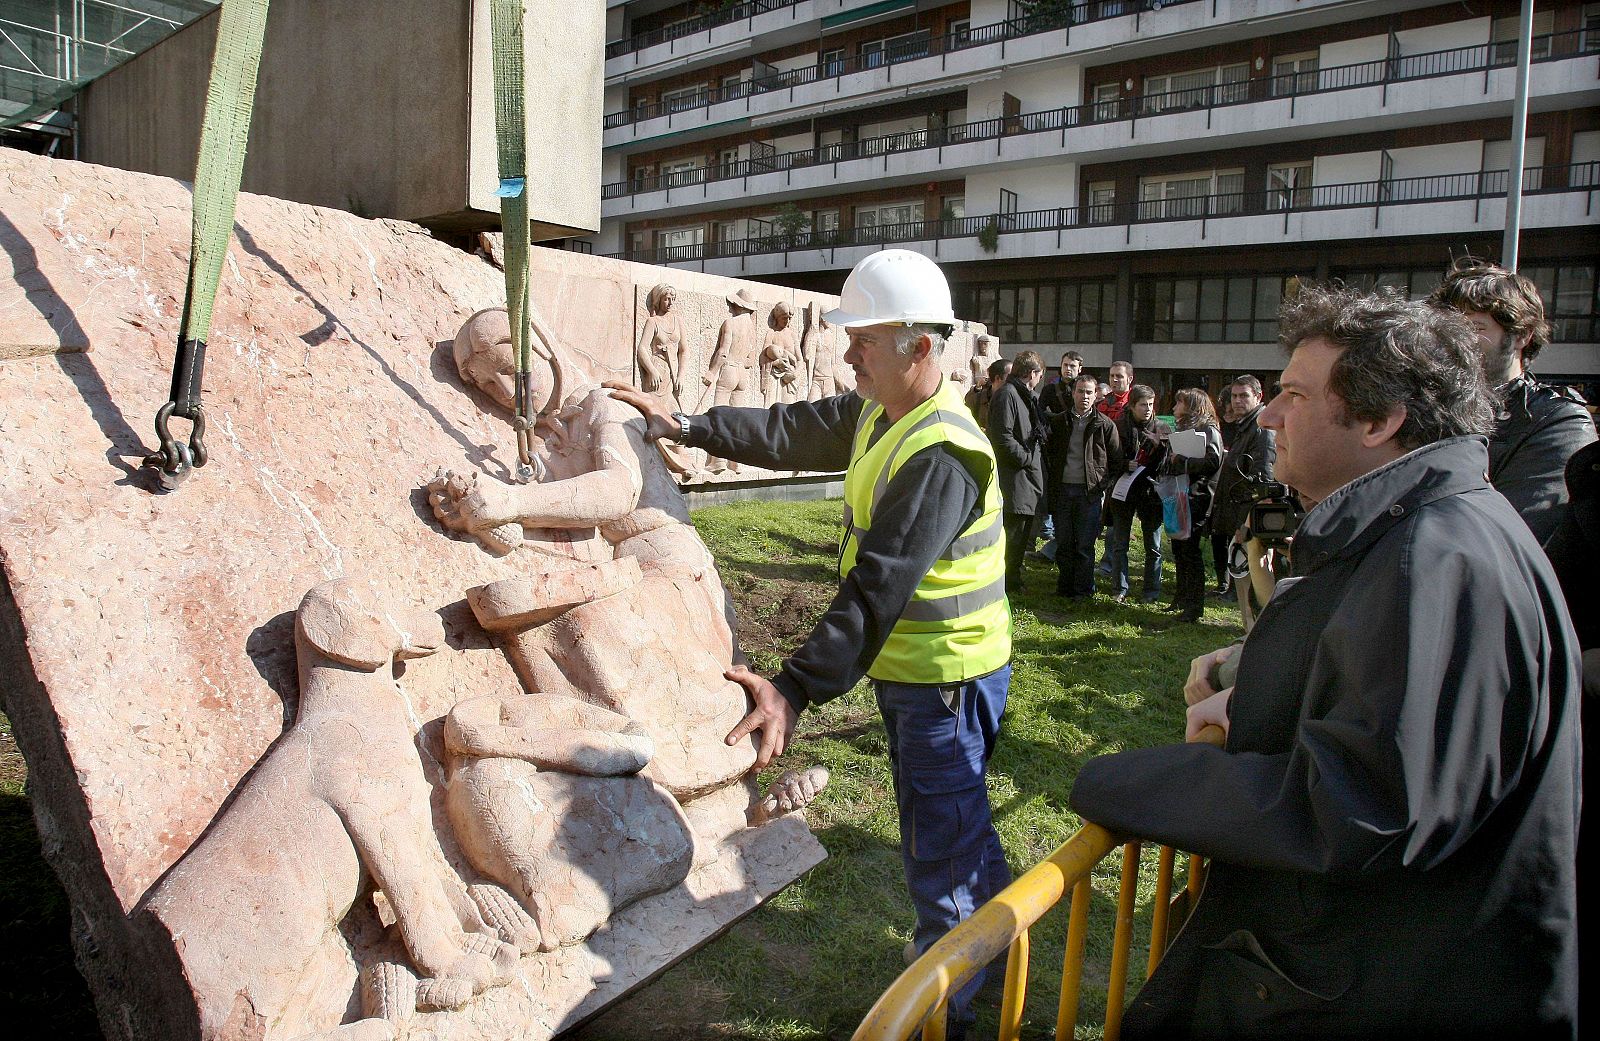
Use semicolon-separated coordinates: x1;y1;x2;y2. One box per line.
0;556;193;1041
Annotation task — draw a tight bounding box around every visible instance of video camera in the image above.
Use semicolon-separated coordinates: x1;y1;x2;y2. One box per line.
1227;458;1303;550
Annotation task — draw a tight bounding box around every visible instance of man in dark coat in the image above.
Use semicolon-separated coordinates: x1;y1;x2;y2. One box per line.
1044;372;1122;598
1071;285;1580;1040
1429;258;1596;543
1211;375;1275;589
1038;351;1082;414
987;350;1047;591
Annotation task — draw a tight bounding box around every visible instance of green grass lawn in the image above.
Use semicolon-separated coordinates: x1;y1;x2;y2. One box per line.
0;497;1243;1041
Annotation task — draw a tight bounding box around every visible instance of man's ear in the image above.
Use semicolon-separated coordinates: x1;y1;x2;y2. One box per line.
1512;330;1534;360
1361;403;1409;449
912;333;935;362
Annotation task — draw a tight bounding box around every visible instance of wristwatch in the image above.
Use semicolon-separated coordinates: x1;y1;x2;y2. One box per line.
670;411;692;444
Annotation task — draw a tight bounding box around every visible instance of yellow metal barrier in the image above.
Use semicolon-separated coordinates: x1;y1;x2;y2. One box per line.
853;725;1223;1041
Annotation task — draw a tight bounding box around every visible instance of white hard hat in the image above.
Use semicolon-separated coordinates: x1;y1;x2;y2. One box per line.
823;249;956;329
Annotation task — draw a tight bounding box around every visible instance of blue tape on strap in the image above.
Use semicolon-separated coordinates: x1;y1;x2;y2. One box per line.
496;176;526;198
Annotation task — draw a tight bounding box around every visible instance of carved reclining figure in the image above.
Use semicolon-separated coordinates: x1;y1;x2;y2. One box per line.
138;577;519;1041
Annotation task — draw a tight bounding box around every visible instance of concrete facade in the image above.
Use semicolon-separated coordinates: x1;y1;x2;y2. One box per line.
78;0;604;238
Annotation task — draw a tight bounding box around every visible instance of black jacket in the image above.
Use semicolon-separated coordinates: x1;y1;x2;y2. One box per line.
1044;407;1122;498
1213;404;1276;540
1489;374;1596;544
1071;437;1580;1040
1039;377;1072;415
1111;413;1173;510
986;377;1046;516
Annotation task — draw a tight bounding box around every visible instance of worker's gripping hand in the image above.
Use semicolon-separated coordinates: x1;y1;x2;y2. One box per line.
723;665;799;770
600;381;680;441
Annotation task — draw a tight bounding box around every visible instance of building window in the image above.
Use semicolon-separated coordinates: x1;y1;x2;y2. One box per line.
721;73;744;94
948;19;970;46
814;209;840;234
860;31;930;69
941;197;965;221
660;159;702;188
630;164;656;191
1135;274;1302;343
1491;12;1554;65
1143;63;1248;113
660;84;707;113
957;278;1118;344
1585;5;1600;51
714;220;738;244
1138;169;1245;219
657;227;705;257
1090;82;1121;122
1267;161;1314;210
1271;52;1318;96
820;48;844;76
1087;180;1117;223
856;201;925;229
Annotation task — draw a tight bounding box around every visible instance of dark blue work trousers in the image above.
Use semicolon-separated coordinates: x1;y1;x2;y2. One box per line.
1051;484;1102;596
877;664;1012;1028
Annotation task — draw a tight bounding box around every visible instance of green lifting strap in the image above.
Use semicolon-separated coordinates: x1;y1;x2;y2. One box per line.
488;0;539;481
144;0;271;490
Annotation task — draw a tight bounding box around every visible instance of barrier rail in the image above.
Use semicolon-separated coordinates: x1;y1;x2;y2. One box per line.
609;161;1599;266
604;0;1204;124
854;724;1226;1041
604;27;1596;188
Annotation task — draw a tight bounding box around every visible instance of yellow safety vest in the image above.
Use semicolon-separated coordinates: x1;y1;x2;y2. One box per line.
840;381;1012;684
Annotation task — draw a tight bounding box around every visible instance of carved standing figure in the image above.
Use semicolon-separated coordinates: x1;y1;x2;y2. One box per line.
138;577;520;1041
635;283;688;404
967;333;998;388
760;301;803;405
634;282;703;479
701;288;761;471
805;304;845;401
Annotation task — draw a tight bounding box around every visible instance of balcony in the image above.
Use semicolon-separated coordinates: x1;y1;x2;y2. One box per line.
607;161;1600;275
601;0;1442;147
602;28;1600;217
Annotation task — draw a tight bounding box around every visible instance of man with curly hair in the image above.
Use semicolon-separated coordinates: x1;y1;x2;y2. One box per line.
1429;259;1596;542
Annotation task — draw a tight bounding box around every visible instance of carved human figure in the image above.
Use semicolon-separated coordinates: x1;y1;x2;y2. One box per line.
442;692;695;950
635;283;688;404
701;288;761;471
139;577;521;1041
634;283;703;480
426;307;758;797
968;333;998;387
805;304;845;401
760;301;804;405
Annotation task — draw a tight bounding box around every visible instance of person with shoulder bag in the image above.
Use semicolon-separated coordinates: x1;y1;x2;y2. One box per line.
1161;388;1224;622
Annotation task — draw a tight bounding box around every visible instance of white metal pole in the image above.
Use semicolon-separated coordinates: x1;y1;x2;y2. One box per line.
1502;0;1535;271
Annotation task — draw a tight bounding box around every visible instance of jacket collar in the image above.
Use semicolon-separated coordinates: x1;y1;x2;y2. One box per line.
1291;436;1491;575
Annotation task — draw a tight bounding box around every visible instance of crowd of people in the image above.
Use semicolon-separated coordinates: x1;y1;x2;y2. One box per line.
976;350;1288;622
610;251;1593;1040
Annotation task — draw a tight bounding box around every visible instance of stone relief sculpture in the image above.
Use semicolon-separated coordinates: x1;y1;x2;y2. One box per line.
426;306;820;804
760;301;804;406
139;577;522;1041
805;304;845;401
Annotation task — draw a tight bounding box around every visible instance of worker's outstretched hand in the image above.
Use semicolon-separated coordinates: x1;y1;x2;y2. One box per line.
723;665;799;770
601;381;679;441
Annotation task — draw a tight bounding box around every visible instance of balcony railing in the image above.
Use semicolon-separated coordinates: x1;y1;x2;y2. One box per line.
604;0;1202;125
609;162;1598;266
605;27;1598;197
605;0;805;61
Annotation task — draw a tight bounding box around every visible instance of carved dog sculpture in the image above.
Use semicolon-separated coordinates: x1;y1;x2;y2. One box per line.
139;577;518;1041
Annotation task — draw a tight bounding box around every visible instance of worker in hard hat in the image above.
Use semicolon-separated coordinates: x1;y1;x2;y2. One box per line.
607;249;1011;1034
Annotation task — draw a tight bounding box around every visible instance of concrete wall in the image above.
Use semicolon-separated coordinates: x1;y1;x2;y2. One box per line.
80;0;604;236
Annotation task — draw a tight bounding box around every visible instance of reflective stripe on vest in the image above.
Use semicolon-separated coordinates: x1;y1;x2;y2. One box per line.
840;381;1012;684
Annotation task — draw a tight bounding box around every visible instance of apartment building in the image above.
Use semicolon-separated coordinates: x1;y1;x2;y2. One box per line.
592;0;1600;399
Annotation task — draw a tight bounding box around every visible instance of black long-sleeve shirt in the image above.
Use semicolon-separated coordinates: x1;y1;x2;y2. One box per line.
686;392;985;711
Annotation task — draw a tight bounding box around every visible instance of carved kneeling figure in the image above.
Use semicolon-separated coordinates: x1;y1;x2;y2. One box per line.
139;578;520;1041
443;693;696;951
